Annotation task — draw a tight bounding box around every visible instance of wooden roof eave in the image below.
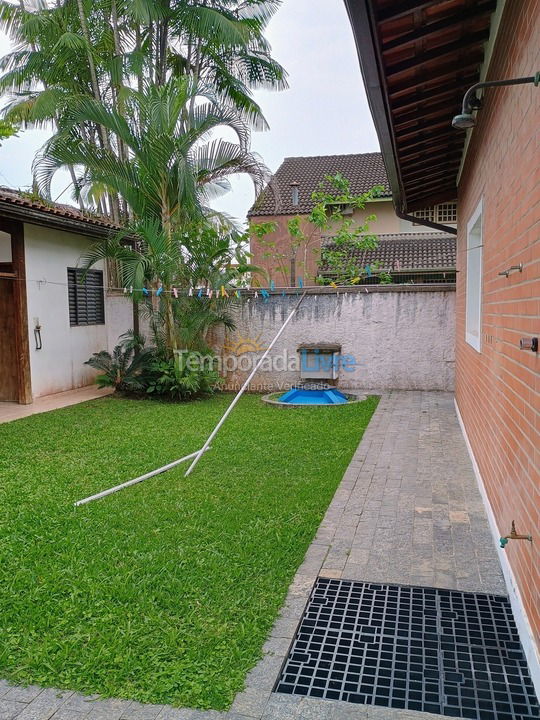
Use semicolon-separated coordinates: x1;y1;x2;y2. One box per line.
342;0;498;236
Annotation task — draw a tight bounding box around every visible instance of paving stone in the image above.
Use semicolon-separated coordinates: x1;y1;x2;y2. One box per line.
86;699;132;720
230;689;271;717
4;689;43;705
0;686;14;701
62;696;101;714
260;694;302;720
49;709;90;720
120;703;164;720
0;702;30;720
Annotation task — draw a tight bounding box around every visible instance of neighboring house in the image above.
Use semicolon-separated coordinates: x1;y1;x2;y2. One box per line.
320;231;456;285
0;188;134;404
248;151;457;284
345;0;539;693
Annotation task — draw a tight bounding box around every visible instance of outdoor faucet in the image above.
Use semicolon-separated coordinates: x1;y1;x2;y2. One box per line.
500;521;533;549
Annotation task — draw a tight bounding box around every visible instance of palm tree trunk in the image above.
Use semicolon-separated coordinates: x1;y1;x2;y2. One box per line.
68;164;85;211
135;25;143;94
76;0;121;223
110;0;129;172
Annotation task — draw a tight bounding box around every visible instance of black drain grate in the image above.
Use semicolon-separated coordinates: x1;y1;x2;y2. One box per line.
275;578;540;720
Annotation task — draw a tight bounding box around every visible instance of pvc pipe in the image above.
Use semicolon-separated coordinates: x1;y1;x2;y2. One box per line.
184;292;307;477
74;446;211;506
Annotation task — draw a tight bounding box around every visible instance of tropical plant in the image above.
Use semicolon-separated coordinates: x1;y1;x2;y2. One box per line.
31;77;266;359
84;331;154;391
78;213;257;357
145;351;222;401
0;0;286;217
33;77;269;227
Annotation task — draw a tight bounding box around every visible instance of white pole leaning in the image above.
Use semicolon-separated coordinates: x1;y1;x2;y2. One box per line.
184;292;307;477
74;446;211;506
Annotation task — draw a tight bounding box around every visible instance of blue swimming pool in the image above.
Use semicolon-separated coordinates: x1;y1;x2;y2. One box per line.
278;387;349;405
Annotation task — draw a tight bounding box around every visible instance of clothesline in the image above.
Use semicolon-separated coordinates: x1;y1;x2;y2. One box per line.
0;274;378;297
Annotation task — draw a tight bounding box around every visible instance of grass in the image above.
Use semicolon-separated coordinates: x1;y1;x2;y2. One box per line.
0;393;378;709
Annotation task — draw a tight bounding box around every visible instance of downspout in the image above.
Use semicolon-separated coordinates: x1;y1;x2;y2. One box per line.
395;207;457;236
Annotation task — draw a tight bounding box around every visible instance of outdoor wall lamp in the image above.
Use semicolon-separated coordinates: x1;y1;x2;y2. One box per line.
452;73;540;129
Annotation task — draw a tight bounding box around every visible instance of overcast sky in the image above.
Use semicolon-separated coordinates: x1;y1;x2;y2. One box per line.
0;0;379;223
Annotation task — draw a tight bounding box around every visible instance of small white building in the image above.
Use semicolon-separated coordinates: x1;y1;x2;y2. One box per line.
0;188;134;404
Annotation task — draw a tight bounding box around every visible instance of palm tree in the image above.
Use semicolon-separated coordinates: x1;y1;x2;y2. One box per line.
41;77;265;354
0;0;287;216
79;217;257;356
33;76;269;227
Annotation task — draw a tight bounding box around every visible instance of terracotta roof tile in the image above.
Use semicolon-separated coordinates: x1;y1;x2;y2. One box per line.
0;187;120;230
320;232;456;273
248;152;391;216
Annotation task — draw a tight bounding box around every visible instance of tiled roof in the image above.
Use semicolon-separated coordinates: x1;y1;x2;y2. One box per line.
0;186;120;231
248;152;391;216
320;232;456;273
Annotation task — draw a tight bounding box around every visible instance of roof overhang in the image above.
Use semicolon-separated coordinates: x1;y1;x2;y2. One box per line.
343;0;496;213
0;199;120;240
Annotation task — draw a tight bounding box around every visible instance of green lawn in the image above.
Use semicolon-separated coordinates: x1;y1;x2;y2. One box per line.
0;393;378;709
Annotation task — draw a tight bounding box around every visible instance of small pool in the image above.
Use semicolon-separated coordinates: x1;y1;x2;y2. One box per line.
278;387;349;405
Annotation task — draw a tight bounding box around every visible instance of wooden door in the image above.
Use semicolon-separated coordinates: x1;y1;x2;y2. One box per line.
0;220;32;404
0;275;18;401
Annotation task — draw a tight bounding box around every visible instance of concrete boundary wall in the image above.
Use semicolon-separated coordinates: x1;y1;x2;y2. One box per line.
213;286;456;392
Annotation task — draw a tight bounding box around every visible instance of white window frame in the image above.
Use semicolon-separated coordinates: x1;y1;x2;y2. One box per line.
465;199;483;352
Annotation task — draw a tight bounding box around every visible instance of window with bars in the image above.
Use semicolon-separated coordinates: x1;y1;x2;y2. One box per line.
412;202;457;224
67;267;105;326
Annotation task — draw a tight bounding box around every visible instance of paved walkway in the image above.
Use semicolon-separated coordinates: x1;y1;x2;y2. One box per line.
0;392;507;720
0;386;112;424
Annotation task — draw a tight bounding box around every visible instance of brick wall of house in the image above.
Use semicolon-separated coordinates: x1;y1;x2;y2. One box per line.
456;0;539;651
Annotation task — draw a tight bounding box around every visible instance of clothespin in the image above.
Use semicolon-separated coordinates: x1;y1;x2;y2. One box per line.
187;287;192;297
209;289;214;299
156;286;163;297
221;285;228;298
298;277;303;288
197;288;203;298
142;287;149;296
270;280;275;291
282;289;286;297
254;290;258;299
123;287;127;294
260;289;269;302
351;277;360;284
173;287;178;298
365;264;372;277
330;281;338;289
235;290;241;299
129;286;133;295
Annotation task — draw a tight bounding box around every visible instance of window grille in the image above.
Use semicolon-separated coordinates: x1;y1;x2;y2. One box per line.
67;268;105;326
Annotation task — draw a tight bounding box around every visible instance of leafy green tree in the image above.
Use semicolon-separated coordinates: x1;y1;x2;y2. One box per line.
250;174;385;285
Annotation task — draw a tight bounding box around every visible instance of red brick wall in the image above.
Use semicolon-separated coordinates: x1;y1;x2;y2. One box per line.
456;0;539;647
249;214;322;286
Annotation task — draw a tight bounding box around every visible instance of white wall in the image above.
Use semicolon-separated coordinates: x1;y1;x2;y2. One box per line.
214;289;456;392
24;223;134;398
365;199;417;234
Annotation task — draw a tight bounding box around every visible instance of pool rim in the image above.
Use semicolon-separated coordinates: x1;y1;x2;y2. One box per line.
261;391;368;408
